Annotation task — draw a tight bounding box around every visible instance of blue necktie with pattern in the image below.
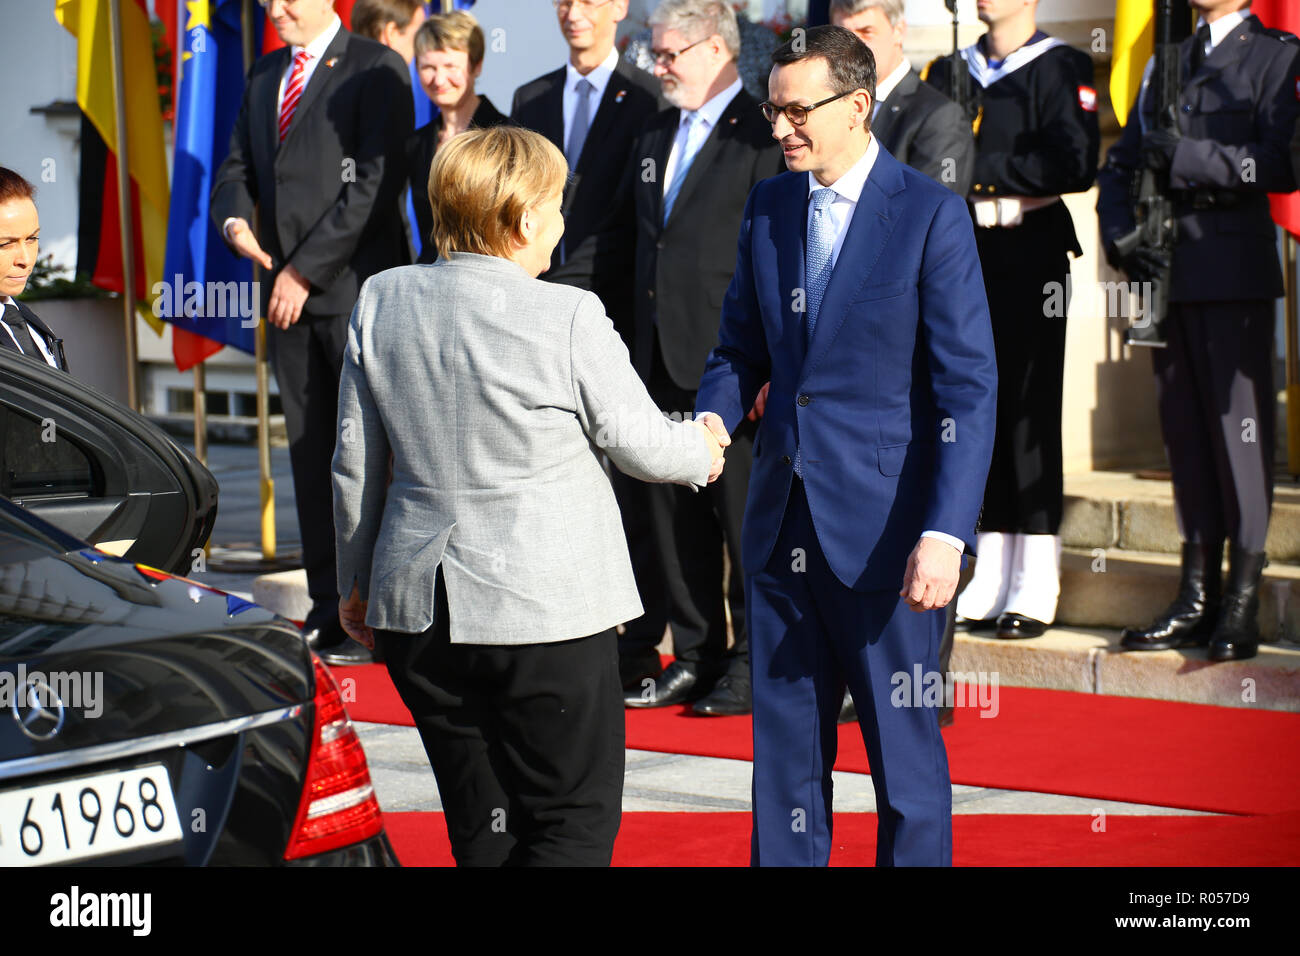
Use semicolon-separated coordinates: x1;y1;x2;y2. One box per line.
794;187;837;477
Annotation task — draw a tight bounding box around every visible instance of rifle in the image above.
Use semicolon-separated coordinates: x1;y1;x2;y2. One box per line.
944;0;978;130
1112;0;1189;348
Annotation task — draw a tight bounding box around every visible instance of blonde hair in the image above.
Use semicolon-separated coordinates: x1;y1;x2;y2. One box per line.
427;126;568;261
414;10;485;68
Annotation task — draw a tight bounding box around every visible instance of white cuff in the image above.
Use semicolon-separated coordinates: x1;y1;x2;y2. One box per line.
921;529;965;553
222;217;241;241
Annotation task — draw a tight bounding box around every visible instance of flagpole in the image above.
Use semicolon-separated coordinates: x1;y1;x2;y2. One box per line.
242;0;277;560
1286;234;1299;479
109;0;141;411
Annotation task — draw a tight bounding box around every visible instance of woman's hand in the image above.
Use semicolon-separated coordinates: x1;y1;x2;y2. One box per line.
691;414;731;483
338;583;374;650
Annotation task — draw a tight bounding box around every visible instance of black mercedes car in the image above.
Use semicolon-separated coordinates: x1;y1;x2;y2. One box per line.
0;353;396;865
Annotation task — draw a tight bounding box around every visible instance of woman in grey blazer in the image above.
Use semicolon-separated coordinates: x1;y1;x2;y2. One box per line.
331;126;727;866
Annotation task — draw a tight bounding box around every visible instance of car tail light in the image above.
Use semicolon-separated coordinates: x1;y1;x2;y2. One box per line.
284;655;384;860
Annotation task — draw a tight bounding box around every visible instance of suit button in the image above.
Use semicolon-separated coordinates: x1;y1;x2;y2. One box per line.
797;394;810;406
647;289;655;299
656;240;664;250
782;455;792;465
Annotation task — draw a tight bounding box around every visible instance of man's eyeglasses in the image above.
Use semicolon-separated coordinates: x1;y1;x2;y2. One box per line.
760;90;857;127
649;35;710;67
552;0;614;14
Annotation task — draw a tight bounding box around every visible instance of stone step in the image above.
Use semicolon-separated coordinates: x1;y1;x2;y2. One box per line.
1060;471;1300;561
951;626;1300;713
1057;547;1300;642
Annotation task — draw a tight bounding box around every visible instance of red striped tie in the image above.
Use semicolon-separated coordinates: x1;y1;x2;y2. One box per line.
278;50;311;142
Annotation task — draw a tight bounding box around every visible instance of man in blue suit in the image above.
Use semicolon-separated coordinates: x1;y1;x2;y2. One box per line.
695;25;996;866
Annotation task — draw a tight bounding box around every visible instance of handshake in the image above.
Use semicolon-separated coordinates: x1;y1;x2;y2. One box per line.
689;412;731;483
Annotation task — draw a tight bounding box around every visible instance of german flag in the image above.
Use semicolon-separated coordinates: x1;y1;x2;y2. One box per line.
56;0;169;336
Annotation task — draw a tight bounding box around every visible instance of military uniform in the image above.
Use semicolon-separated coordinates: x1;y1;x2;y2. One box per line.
926;32;1099;637
1098;11;1300;661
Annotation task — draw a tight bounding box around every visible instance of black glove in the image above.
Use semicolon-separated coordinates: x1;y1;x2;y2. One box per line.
1107;242;1170;283
1140;128;1182;173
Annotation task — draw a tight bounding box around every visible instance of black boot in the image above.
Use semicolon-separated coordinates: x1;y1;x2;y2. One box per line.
1120;540;1222;651
1208;545;1267;662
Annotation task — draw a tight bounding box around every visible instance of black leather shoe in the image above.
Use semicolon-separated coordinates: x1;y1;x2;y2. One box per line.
624;661;705;708
837;689;857;724
304;617;347;653
954;615;998;632
692;674;752;716
319;639;374;666
1121;541;1222;651
995;612;1047;639
620;653;663;693
1208;546;1266;662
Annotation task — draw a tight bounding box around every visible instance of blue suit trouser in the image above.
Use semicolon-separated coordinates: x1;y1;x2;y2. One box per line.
747;476;952;866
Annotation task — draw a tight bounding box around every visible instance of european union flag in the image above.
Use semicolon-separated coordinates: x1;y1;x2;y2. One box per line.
162;0;261;371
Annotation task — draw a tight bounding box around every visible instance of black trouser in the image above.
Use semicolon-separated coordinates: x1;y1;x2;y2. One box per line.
1152;300;1275;552
267;311;348;617
974;208;1072;534
635;337;753;679
377;571;625;866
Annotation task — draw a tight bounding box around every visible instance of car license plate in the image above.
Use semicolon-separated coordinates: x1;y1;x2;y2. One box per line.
0;764;183;865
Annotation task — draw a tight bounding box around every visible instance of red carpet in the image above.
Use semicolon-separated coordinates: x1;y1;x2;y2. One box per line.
338;662;1300;816
380;811;1300;866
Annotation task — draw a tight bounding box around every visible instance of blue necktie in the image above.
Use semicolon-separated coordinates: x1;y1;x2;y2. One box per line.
566;77;594;169
662;111;706;224
794;188;837;478
804;187;837;345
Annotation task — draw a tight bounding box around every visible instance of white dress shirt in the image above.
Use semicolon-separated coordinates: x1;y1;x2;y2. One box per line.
1;295;58;368
1200;7;1252;53
806;135;966;556
277;14;342;113
872;58;911;120
224;15;342;241
662;76;744;196
563;47;620;153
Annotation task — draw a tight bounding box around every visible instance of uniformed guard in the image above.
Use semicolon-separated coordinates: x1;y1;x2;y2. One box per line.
925;0;1099;639
1099;0;1300;662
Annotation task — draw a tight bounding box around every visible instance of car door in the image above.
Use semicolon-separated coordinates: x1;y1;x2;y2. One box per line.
0;351;218;573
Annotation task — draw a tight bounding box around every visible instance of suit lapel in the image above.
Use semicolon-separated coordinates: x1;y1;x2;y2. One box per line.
538;68;566;149
255;48;290;162
648;112;678;229
802;144;904;378
872;71;916;146
281;28;350;149
774;174;809;370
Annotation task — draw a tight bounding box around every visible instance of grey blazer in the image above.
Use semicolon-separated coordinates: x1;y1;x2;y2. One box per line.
333;252;713;644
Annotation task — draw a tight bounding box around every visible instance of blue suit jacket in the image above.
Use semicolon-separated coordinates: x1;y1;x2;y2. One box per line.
695;144;997;592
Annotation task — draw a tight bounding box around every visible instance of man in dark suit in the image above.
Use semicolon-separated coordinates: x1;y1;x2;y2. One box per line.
1100;1;1300;662
620;0;784;716
0;168;67;372
510;0;667;693
831;0;973;195
829;0;974;727
212;0;412;665
694;26;996;865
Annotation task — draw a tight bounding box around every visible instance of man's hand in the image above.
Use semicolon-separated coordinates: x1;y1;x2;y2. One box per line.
225;217;273;270
1140;128;1181;174
267;263;311;330
692;413;731;483
746;381;770;421
900;536;962;612
338;582;374;650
